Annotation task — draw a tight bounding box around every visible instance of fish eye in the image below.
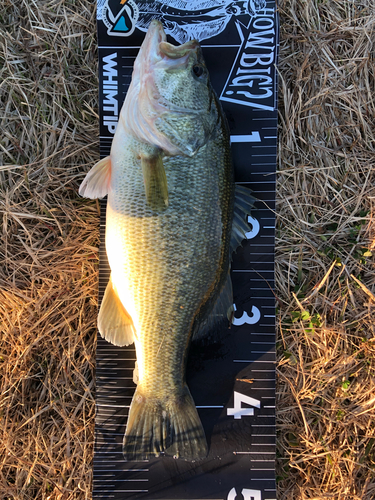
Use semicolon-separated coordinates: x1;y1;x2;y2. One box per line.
192;64;205;79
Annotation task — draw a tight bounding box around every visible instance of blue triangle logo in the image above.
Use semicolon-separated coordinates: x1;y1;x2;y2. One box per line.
113;16;129;32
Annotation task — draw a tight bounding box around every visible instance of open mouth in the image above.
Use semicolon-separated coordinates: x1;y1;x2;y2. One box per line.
146;20;199;62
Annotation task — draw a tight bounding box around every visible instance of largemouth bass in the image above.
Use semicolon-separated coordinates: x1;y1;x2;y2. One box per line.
80;20;254;461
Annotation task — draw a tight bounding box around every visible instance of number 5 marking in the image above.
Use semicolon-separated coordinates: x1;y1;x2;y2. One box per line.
232;304;261;326
228;488;262;500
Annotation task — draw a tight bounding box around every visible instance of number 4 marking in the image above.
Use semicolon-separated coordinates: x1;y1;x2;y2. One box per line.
227;391;261;419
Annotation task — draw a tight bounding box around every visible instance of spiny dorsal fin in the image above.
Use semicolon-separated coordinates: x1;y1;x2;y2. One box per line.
98;275;135;347
141;152;168;211
79;156;111;199
230;184;257;255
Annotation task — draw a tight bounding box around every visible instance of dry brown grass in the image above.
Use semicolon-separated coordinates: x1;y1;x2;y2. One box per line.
277;0;375;498
0;1;98;498
0;0;375;498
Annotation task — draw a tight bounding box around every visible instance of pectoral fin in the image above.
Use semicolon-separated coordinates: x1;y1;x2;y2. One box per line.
98;275;135;347
141;153;168;211
79;156;111;199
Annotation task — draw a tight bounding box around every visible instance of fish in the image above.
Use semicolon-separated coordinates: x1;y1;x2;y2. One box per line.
79;20;255;461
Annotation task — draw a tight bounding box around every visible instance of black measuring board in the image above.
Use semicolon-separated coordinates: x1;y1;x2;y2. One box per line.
93;2;279;499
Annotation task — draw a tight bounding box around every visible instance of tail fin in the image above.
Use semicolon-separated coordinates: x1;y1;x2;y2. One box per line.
123;386;207;461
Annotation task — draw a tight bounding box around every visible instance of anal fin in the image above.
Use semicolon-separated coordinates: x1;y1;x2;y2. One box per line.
98;275;135;346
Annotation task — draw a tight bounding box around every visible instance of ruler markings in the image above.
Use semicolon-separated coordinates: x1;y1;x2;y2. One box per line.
232;269;274;273
250;444;275;447
93;480;149;483
241;451;275;455
96;404;130;408
247;180;275;184
203;43;241;47
250;163;276;166
95;468;149;471
100;384;133;389
196;405;224;408
93;490;148;493
96;359;135;363
250;378;275;381
234;360;274;364
99;46;141;49
95;462;149;467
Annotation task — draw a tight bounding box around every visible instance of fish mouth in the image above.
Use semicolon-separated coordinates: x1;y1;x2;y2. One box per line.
145;20;200;66
140;20;166;64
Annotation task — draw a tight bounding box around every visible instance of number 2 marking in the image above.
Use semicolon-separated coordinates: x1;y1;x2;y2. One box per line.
232;304;261;326
227;391;261;419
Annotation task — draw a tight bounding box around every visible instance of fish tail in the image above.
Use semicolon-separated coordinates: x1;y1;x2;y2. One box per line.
123;386;207;461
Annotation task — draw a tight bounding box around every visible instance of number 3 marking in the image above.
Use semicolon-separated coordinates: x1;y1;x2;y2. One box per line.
232;304;261;326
